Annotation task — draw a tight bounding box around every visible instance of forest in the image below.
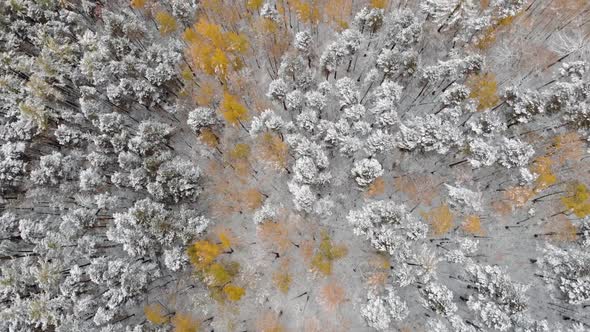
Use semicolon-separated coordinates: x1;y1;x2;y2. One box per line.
1;0;590;331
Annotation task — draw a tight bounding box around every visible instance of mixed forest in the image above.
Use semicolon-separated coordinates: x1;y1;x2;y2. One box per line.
1;0;590;331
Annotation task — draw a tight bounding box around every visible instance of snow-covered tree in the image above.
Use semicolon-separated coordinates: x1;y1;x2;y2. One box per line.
361;287;408;331
538;244;590;305
187;107;221;134
351;158;383;187
347;200;428;258
421;282;458;317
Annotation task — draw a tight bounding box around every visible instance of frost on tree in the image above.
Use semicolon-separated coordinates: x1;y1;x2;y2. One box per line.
1;0;589;330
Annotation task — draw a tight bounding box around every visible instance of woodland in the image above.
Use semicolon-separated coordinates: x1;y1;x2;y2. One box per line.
1;0;590;331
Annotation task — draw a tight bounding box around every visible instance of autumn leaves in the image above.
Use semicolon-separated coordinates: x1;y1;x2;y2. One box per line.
184;19;249;83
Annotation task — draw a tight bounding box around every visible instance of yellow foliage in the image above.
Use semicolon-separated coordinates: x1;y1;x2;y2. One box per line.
562;183;590;218
185;18;249;81
421;204;454;236
219;92;249;126
226;32;250;54
230;143;251;160
200;0;224;15
475;26;497;50
223;284;246;301
273;270;292;294
475;11;519;49
292;0;321;24
205;262;232;287
187;240;221;268
211;48;230;79
466;72;500;111
218;232;232;251
195;18;225;48
497;15;517;27
182;27;199;44
311;231;347;276
172;313;199;332
144;303;168;325
130;0;146;9
371;0;388;9
181;66;194;81
311;254;332;275
155;11;177;35
186;225;244;305
531;156;556;192
247;0;264;11
324;0;352;30
256;17;280;34
462;215;484;236
198;262;240;303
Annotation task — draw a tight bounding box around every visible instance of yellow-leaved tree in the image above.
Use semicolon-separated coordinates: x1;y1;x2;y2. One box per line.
247;0;264;11
462;215;484;236
155;11;177;35
323;0;353;30
466;72;500;111
421;204;454;236
273;265;292;294
184;18;249;81
144;303;168;325
171;313;199;332
530;156;556;192
223;284;246;301
310;231;348;276
291;0;322;25
371;0;388;9
186;237;246;304
130;0;146;9
219;91;249;126
562;182;590;218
